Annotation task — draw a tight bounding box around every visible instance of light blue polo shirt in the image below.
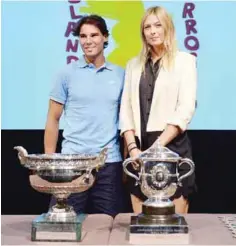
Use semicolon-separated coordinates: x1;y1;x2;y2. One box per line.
50;56;124;162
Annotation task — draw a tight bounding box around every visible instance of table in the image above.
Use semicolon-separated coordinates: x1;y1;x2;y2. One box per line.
1;214;113;245
109;213;236;245
2;214;236;245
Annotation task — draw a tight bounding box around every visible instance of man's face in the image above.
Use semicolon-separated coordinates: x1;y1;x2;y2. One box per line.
79;24;107;59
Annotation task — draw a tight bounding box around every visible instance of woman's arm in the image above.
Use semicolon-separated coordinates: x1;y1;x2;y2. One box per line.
124;130;141;168
119;61;136;136
158;124;180;146
120;60;142;161
159;54;197;146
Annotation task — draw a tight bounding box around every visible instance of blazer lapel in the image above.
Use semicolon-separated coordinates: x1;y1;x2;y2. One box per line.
132;62;142;142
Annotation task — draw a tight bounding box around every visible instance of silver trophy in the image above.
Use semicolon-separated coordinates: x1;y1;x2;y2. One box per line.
123;140;194;243
14;146;107;242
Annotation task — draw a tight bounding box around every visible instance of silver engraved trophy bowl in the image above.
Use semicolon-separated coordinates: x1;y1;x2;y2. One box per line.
14;146;107;242
123;140;194;228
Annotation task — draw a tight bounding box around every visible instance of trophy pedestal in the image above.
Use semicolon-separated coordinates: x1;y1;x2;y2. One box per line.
129;215;189;245
121;142;195;245
31;213;86;242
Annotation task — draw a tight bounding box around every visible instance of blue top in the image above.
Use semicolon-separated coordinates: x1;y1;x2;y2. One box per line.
50;56;125;162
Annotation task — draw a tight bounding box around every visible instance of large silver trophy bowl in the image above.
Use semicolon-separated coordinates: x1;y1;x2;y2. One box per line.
123;140;195;244
14;146;107;242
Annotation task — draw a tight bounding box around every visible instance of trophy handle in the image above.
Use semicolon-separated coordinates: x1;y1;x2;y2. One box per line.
96;147;108;164
123;158;140;183
14;146;28;165
178;158;195;183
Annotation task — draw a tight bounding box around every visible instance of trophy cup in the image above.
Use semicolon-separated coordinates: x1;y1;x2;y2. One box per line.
14;146;107;242
123;140;194;244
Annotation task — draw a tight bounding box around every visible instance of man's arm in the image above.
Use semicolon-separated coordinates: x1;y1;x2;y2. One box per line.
44;100;64;154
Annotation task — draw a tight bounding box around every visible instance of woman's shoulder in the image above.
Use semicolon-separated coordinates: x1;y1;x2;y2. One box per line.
126;55;141;68
175;50;196;63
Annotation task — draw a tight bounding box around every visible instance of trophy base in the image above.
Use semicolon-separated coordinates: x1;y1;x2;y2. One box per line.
129;215;189;245
31;213;86;242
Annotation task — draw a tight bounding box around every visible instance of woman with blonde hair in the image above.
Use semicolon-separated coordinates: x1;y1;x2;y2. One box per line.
120;6;197;214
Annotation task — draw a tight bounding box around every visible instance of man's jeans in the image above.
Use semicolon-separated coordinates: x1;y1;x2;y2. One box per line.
49;162;124;217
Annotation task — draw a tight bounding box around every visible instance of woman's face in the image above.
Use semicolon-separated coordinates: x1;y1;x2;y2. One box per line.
143;14;165;48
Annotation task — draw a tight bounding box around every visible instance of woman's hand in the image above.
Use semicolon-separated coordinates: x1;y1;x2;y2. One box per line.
129;148;142;170
158;125;181;147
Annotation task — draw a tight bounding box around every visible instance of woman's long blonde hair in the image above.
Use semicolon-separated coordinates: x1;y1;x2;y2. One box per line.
139;6;177;71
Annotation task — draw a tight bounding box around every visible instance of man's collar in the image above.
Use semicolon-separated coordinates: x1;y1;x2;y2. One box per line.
103;61;113;71
77;55;113;71
77;55;88;68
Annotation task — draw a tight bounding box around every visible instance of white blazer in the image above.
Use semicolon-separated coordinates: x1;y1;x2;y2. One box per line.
119;51;197;143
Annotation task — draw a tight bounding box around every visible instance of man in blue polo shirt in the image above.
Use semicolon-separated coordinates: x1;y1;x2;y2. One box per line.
44;15;124;217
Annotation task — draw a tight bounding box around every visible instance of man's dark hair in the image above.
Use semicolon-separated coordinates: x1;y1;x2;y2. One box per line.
73;15;109;48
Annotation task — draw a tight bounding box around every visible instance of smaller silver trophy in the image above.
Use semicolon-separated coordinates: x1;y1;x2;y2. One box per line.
123;140;194;244
14;146;107;242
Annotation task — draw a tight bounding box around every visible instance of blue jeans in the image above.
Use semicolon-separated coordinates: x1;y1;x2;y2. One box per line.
50;162;124;217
